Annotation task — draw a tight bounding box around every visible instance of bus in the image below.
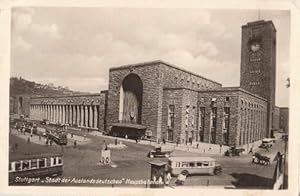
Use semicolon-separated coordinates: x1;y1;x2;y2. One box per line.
167;156;222;176
9;153;63;184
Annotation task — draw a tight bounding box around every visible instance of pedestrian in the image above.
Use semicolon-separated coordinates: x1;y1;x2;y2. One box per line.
249;147;253;154
14;143;18;150
115;138;118;145
39;135;41;141
74;140;77;148
197;143;199;149
46;139;49;146
71;133;74;138
50;140;53;146
252;155;256;163
102;140;107;150
27;137;30;144
219;144;222;153
125;134;128;140
166;172;171;186
265;145;269;152
84;134;86;140
135;138;138;144
163;138;166;144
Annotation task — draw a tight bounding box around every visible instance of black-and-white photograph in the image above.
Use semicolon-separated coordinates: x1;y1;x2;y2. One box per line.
5;5;293;191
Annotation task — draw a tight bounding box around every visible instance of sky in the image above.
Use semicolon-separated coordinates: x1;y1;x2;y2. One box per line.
11;8;290;107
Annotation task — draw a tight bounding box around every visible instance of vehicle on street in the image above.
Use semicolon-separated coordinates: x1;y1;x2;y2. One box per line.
9;153;63;184
148;146;173;158
225;146;245;156
259;138;274;148
167;156;222;176
46;125;68;145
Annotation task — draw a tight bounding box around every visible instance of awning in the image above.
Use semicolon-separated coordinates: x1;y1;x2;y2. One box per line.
110;122;147;130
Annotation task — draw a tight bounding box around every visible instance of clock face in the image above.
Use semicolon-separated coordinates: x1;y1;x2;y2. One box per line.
250;42;261;52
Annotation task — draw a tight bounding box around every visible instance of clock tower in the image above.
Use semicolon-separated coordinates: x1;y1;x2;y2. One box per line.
240;20;276;137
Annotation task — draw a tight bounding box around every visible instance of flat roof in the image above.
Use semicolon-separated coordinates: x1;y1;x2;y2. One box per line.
242;20;276;32
109;60;222;86
164;86;267;102
30;92;104;99
168;156;215;162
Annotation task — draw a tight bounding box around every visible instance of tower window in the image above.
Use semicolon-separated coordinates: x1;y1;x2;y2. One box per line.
225;97;230;102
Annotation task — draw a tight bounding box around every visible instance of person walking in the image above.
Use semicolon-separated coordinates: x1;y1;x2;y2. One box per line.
74;140;77;148
166;172;172;186
50;140;53;146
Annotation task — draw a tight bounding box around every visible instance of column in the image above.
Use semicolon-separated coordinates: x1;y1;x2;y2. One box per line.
72;105;77;125
76;105;80;126
93;105;98;129
61;105;65;124
89;106;93;127
69;105;72;125
80;105;84;127
85;105;89;127
65;105;68;124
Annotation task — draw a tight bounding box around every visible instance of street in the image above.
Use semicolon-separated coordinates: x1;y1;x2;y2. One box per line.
9;126;287;189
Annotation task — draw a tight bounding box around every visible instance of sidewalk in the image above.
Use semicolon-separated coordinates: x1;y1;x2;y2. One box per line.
87;130;229;156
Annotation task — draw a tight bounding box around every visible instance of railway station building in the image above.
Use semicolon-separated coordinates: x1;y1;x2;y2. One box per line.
12;20;286;146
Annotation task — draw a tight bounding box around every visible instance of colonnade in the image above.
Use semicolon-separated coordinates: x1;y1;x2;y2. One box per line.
30;104;99;129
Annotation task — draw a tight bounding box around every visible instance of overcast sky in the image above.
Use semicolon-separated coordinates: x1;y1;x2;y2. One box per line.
11;8;290;107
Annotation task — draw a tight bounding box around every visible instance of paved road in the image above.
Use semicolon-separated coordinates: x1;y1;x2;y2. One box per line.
9;126;287;189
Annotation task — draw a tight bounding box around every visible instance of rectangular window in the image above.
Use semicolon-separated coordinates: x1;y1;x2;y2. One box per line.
58;157;62;165
182;162;188;167
196;162;202;167
185;105;189;127
39;159;45;168
199;107;205;142
31;160;38;169
212;107;217;128
22;161;29;170
189;162;195;167
203;162;209;167
168;105;175;129
223;107;230;145
15;162;21;171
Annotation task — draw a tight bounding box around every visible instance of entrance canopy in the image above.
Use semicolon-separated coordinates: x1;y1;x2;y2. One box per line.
110;122;146;130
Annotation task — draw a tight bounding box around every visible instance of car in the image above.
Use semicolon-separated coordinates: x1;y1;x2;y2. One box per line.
225;146;245;156
259;138;274;148
148;146;173;158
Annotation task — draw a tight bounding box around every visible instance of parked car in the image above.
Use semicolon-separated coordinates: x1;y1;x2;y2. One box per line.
259;138;274;148
148;146;173;158
225;146;245;156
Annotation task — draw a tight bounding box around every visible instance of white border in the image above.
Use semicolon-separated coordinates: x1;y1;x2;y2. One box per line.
0;0;299;196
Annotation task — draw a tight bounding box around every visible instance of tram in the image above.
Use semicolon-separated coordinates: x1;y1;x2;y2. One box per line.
46;125;68;145
9;153;63;184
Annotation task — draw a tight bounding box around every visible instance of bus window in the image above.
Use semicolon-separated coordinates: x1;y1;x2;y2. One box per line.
31;160;38;169
182;162;188;167
196;162;202;167
189;162;195;167
203;162;209;167
57;157;62;165
175;162;180;167
47;157;51;167
39;159;45;168
53;157;57;166
22;161;29;170
15;161;21;171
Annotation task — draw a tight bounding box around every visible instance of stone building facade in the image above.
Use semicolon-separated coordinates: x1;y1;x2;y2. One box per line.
29;92;107;130
279;107;289;133
161;87;267;146
12;20;286;146
240;20;277;137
